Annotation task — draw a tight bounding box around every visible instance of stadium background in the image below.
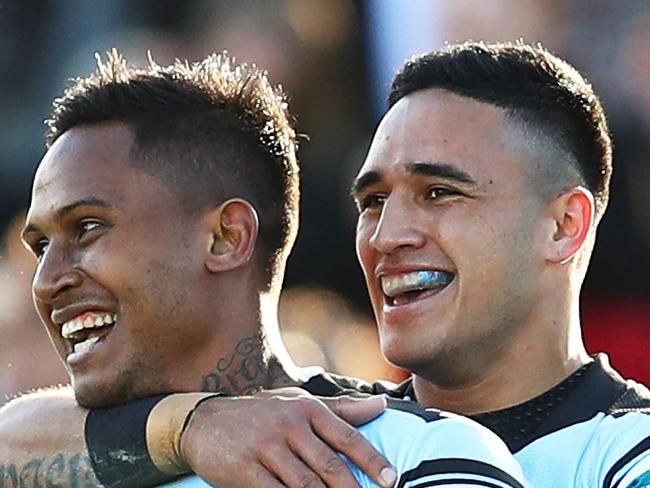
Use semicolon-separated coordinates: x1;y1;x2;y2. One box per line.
1;0;649;404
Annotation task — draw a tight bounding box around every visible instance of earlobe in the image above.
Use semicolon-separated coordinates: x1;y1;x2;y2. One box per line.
205;199;259;273
547;187;594;264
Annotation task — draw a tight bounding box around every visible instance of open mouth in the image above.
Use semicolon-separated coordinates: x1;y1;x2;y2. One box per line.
60;311;117;356
380;270;454;306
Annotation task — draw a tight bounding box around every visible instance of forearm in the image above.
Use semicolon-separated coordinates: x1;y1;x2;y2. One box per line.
0;387;100;487
0;388;393;488
0;390;197;488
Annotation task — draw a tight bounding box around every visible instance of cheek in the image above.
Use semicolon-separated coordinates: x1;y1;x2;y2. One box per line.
34;303;68;359
78;238;154;324
31;284;58;337
81;230;161;288
355;221;375;271
79;232;123;273
456;213;539;296
123;248;197;332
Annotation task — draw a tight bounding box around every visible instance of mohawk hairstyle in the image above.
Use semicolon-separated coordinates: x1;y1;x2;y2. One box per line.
46;49;299;290
389;41;612;219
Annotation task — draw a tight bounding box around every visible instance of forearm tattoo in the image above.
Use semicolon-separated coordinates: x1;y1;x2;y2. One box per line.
0;453;100;488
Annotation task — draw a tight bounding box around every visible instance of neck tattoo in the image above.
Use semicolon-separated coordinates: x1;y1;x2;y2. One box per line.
199;335;292;395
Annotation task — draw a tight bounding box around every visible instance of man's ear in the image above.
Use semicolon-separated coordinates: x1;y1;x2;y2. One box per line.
545;186;594;264
204;198;259;273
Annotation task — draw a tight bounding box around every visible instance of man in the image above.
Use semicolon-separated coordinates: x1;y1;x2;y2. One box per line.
5;40;647;488
74;42;650;487
350;41;650;487
0;50;530;488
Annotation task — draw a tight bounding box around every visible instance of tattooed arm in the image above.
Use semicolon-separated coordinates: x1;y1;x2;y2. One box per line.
0;387;393;488
0;336;392;488
0;335;278;488
0;387;99;488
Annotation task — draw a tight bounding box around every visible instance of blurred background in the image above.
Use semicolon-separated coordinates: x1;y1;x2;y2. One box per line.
1;0;649;404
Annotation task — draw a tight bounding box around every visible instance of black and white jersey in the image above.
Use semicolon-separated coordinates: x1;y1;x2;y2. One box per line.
160;400;530;488
159;379;531;488
347;400;530;487
392;355;650;488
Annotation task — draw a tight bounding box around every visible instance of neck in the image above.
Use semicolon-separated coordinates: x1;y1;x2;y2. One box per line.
413;287;590;415
197;290;304;395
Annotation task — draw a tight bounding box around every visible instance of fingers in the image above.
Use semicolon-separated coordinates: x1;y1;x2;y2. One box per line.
311;401;397;488
261;444;330;488
246;467;286;488
288;430;363;488
322;395;387;426
180;394;395;488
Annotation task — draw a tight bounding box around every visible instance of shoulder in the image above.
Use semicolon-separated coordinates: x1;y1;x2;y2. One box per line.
608;378;650;415
575;379;650;487
0;386;78;432
582;410;650;487
357;400;529;488
362;399;517;458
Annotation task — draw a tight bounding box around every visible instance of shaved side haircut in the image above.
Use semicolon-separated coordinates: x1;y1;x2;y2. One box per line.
47;50;299;289
390;41;612;220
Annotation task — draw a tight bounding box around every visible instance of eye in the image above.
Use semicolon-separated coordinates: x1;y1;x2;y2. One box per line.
79;219;103;235
357;193;387;212
76;219;108;246
33;238;50;260
427;186;458;200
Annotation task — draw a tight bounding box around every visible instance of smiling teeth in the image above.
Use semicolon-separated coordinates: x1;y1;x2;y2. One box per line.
61;313;117;339
381;270;454;298
73;336;99;354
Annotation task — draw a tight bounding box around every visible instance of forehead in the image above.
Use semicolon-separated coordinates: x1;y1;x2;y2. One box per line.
28;123;171;221
359;89;528;183
34;122;133;192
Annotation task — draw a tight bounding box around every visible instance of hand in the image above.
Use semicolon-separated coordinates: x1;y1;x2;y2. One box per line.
180;391;397;488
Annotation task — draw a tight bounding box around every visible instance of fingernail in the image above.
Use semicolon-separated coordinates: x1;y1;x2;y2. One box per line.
380;467;397;487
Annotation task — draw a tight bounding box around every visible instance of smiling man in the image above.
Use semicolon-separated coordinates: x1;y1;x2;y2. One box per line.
0;50;531;488
351;41;650;487
5;41;647;488
3;51;397;488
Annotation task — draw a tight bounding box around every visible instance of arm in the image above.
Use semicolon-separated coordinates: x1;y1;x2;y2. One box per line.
0;387;100;488
0;387;395;488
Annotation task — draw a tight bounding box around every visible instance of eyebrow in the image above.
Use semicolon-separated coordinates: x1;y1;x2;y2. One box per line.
350;161;477;198
350;171;382;198
22;198;112;238
406;161;477;185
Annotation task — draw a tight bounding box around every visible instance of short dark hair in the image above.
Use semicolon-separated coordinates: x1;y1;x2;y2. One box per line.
46;49;299;289
389;41;612;218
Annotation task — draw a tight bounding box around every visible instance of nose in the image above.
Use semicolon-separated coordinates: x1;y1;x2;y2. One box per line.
32;243;83;305
369;194;426;254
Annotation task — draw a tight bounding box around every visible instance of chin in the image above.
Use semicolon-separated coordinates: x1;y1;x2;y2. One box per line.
381;337;430;371
73;386;121;409
72;372;141;409
382;335;462;381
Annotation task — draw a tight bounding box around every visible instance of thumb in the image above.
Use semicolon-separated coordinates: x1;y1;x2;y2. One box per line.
322;395;387;426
